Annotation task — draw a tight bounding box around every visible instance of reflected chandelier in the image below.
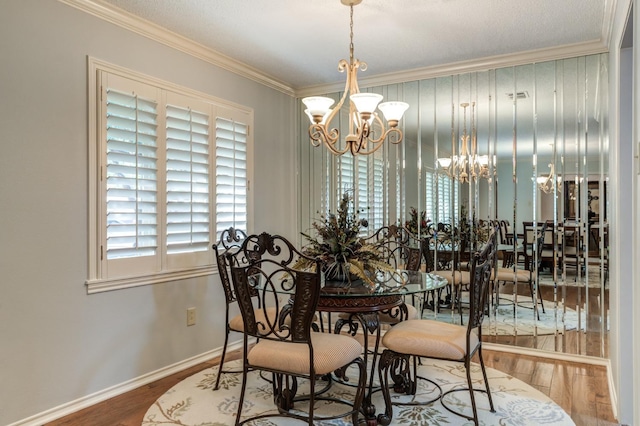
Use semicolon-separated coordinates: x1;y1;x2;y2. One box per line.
537;163;562;194
301;0;409;156
437;102;490;183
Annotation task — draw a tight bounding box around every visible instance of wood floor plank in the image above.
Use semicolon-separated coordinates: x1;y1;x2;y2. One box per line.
530;360;554;388
596;402;617;423
572;374;599;419
549;362;575;414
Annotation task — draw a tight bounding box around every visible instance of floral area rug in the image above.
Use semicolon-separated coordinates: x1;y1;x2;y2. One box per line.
423;293;580;336
143;359;574;425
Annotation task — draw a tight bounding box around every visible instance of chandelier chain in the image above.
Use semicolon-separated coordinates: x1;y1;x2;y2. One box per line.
349;5;354;64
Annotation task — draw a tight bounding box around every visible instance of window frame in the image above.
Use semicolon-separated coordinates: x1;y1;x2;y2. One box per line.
87;58;253;293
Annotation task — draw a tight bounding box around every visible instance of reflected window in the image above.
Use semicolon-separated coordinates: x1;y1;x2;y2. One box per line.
425;171;459;225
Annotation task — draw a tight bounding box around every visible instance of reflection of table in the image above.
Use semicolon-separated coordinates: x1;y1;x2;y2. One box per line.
316;271;448;426
498;243;522;252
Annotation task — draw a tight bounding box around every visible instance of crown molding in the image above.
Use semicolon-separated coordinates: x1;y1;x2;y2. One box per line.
58;0;296;97
296;39;609;98
600;0;619;49
59;0;611;101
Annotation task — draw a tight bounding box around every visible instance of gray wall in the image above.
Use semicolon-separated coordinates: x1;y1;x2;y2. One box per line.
0;1;297;424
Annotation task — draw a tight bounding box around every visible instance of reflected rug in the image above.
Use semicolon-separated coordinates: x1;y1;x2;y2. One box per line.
538;265;606;289
143;359;574;425
423;294;580;336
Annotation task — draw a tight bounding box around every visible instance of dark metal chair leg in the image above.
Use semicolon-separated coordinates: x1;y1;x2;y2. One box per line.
214;323;231;390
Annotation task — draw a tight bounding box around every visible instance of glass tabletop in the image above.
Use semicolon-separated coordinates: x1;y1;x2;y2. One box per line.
319;270;448;299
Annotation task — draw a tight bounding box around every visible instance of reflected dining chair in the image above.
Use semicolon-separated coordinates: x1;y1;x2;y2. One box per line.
563;223;587;277
421;226;472;322
367;224;422;272
361;224;422;323
493;222;547;319
377;230;497;426
228;232;367;425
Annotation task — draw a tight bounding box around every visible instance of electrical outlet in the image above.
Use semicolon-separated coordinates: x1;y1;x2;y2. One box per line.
187;307;196;326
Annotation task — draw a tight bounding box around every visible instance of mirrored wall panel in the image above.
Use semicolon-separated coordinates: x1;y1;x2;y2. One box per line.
298;53;609;358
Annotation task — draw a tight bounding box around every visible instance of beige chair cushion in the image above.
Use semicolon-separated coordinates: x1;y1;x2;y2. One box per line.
247;332;363;375
229;306;280;332
431;270;471;286
493;267;530;283
541;248;554;258
382;319;477;360
378;303;419;324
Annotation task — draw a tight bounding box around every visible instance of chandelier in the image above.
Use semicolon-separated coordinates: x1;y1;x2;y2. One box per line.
437;102;490;183
537;163;562;194
301;0;409;156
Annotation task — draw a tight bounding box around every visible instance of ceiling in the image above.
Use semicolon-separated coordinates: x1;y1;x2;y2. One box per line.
96;0;613;94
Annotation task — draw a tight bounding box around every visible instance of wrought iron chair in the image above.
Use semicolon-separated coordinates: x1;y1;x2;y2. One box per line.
377;230;498;426
211;227;268;390
228;232;367;425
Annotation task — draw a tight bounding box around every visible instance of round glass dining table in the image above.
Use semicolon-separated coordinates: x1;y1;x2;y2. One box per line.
316;270;448;313
314;270;448;426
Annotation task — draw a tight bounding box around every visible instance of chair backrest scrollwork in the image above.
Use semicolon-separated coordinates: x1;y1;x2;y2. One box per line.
213;227;249;304
364;224;421;271
228;232;321;343
467;228;498;332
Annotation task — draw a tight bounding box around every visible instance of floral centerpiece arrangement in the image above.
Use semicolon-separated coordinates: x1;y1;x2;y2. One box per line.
458;204;491;249
403;206;430;236
294;192;394;288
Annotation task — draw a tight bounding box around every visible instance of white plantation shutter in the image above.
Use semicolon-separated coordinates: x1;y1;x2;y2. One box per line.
425;172;435;223
338;153;355;197
355;153;385;232
425;171;459;225
436;174;458;224
357;155;368;236
357;155;367;204
166;104;211;255
371;151;385;230
90;63;253;290
216;116;248;239
105;88;158;260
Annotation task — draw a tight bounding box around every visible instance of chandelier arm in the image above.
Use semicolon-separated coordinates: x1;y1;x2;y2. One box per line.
320;58;369;150
324;139;351;156
351;121;405;155
351;137;386;156
319;59;352;136
309;124;339;146
362;113;387;145
381;127;403;146
308;125;351;156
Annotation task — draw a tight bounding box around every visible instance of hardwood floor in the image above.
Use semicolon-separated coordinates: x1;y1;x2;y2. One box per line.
46;269;614;425
482;350;617;426
484;280;609;358
46;347;618;426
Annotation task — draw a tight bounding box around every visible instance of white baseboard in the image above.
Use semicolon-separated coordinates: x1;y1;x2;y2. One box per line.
607;363;619;421
484;342;610;365
7;341;244;426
